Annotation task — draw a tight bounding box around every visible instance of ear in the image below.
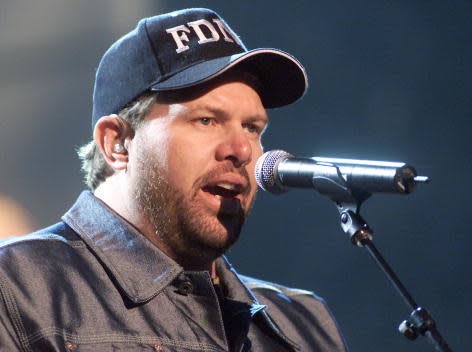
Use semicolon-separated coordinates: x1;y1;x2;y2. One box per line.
93;115;132;171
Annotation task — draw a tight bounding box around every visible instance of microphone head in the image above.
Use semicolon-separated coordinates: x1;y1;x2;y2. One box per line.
255;150;292;194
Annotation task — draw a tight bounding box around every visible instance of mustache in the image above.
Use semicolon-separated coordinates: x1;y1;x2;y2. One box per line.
193;162;252;195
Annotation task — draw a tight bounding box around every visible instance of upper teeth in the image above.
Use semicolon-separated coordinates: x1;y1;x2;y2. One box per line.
216;182;237;191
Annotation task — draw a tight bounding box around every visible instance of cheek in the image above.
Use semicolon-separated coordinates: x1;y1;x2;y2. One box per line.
165;137;210;188
248;142;263;183
253;140;263;160
250;141;263;171
130;127;172;185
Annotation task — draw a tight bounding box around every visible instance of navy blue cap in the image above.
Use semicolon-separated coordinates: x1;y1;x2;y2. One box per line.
92;8;307;127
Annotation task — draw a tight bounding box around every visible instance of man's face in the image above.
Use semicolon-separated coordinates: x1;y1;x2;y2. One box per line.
129;78;268;267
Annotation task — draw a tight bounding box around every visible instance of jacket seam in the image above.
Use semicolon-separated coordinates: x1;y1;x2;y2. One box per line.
0;274;32;352
0;235;85;249
27;326;223;350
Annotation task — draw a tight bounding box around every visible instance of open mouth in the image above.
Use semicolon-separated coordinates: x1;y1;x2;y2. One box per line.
201;182;243;200
198;179;251;216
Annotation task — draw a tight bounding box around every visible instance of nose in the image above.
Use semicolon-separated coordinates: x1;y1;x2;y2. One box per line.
215;128;252;168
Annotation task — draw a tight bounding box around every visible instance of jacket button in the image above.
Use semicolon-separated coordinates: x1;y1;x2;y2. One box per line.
177;280;193;295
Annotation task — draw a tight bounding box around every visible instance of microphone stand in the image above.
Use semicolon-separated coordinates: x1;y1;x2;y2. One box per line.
331;191;453;352
256;150;454;350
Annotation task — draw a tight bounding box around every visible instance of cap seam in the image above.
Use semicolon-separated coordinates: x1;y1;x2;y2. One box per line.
143;18;165;81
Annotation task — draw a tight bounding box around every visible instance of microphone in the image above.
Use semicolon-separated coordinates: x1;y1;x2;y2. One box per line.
255;150;430;198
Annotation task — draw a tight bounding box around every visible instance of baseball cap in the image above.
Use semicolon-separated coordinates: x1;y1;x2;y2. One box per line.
92;8;308;127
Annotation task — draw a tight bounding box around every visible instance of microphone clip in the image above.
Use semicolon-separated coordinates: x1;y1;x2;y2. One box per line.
316;164;374;246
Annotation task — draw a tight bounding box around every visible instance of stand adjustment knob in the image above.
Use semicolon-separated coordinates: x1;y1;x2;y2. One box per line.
399;320;419;340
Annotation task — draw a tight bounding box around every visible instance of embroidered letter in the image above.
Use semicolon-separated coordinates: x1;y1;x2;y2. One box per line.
166;25;191;53
212;19;236;43
187;19;220;44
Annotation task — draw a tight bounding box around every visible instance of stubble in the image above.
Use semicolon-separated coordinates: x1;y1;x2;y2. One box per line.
134;146;253;268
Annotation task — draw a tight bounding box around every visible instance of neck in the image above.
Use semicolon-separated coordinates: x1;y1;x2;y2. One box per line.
94;176;154;241
94;178;220;273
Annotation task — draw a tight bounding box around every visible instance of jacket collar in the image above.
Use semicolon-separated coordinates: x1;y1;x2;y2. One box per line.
61;191;263;306
62;191;299;350
217;257;300;351
216;256;267;313
62;190;183;304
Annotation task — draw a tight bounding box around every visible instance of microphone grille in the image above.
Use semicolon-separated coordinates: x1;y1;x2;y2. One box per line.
255;150;292;194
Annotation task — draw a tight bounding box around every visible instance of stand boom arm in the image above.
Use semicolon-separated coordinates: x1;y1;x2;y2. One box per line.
337;203;453;352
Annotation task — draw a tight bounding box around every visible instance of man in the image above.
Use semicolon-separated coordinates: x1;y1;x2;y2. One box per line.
0;8;347;351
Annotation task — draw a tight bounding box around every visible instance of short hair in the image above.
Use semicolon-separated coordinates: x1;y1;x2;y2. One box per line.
77;91;159;190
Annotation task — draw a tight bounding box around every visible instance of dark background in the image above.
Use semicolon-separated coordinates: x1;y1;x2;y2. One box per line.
1;1;470;351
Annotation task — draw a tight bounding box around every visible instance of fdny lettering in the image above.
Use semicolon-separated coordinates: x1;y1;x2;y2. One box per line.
166;18;238;54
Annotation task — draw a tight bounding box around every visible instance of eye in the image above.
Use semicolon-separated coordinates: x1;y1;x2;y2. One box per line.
198;117;213;126
243;122;261;134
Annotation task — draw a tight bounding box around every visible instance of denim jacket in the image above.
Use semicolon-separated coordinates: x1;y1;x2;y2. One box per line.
0;191;347;351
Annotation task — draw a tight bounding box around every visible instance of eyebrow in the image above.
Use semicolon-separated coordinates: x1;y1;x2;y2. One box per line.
187;105;269;124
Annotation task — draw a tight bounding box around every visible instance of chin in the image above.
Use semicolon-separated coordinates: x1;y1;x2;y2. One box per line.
181;210;244;257
201;215;242;250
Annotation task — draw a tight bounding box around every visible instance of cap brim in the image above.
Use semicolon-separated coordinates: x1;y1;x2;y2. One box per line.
150;48;308;108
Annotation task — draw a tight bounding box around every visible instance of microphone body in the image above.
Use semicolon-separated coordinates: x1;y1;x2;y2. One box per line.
255;150;429;197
